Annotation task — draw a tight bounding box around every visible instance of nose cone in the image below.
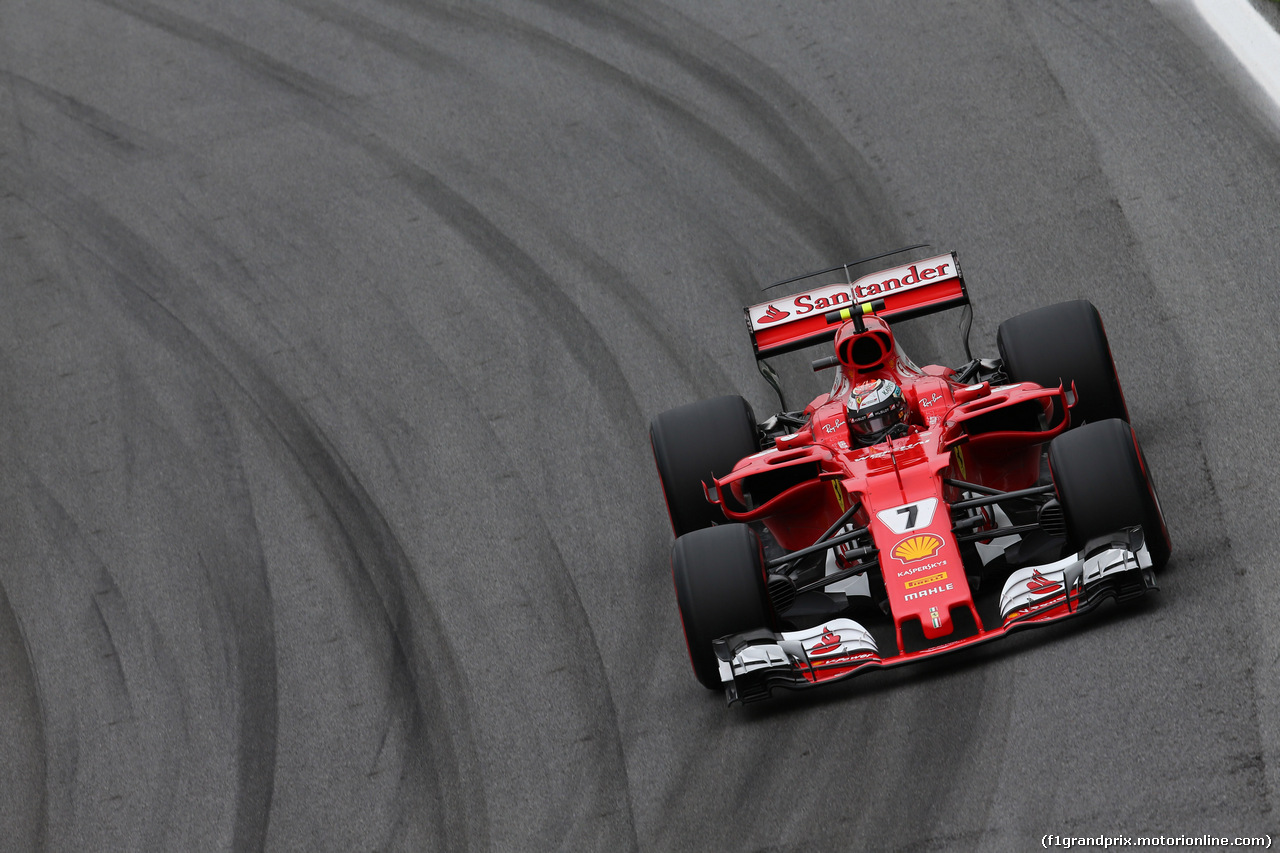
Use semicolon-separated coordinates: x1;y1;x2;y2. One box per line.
870;500;973;643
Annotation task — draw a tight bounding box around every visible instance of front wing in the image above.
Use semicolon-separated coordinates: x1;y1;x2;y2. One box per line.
716;542;1156;705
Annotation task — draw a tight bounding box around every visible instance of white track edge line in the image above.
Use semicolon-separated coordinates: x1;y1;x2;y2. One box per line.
1187;0;1280;111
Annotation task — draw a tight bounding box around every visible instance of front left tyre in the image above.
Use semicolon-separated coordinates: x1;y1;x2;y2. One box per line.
672;524;773;690
1048;418;1171;569
650;395;759;537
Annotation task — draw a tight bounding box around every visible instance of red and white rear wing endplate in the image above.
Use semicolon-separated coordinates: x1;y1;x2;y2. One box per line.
746;252;968;357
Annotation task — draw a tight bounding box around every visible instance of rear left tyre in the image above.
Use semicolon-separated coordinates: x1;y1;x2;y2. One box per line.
997;300;1128;427
672;524;772;690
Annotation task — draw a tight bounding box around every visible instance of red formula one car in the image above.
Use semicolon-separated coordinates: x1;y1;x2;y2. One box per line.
650;249;1170;704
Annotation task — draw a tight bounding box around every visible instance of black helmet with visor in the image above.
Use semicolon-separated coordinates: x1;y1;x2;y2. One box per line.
846;379;908;446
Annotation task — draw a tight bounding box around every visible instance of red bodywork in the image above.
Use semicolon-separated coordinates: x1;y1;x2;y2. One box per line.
710;314;1072;682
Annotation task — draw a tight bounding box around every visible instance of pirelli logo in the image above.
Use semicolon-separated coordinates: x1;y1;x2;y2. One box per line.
904;572;948;590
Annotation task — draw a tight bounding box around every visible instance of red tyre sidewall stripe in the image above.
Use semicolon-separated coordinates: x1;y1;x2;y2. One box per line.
1129;426;1171;552
1096;313;1131;423
651;435;679;537
671;552;700;674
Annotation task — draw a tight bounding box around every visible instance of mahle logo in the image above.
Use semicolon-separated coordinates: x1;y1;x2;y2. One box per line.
891;534;944;563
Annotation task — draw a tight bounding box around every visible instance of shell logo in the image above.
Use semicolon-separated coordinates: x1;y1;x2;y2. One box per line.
891;534;944;563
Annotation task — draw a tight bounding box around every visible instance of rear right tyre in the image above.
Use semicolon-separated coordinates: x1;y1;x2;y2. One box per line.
650;395;759;537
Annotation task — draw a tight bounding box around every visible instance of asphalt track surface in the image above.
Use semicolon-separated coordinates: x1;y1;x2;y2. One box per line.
1;2;1279;851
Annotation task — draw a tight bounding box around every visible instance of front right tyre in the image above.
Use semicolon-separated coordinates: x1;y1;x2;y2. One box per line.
671;524;773;690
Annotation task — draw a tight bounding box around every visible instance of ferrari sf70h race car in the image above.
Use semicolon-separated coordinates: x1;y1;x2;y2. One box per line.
650;249;1171;705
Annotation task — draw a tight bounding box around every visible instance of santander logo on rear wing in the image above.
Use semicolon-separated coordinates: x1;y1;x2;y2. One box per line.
746;252;968;357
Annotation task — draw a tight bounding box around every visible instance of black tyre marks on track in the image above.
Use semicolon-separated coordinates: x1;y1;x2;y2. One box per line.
0;543;45;852
20;161;497;848
519;0;901;260
0;160;282;848
15;0;657;844
63;0;647;846
90;0;646;434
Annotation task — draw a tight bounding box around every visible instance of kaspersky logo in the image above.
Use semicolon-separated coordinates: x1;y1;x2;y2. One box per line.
891;534;944;563
757;304;790;324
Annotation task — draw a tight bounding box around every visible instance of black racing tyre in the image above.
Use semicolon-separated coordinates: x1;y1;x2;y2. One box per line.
997;300;1128;427
1048;419;1171;570
650;395;759;537
671;524;772;690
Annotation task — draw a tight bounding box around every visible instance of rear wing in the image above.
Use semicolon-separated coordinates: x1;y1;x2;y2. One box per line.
745;251;968;358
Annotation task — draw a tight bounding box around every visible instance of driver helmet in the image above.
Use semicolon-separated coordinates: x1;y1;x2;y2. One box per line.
847;379;908;445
